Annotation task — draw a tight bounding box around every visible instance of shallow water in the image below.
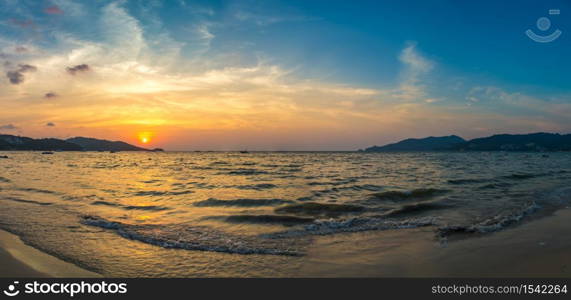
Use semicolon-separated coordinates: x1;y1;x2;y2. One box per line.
0;151;570;277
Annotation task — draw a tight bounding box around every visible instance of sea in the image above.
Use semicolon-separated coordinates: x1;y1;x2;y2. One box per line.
0;151;570;277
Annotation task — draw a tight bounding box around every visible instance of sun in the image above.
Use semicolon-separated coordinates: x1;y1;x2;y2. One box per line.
137;132;153;144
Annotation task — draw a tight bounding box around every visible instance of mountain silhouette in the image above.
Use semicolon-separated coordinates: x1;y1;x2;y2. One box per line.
363;133;571;152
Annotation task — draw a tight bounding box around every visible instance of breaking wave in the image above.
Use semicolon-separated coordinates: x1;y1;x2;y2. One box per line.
80;215;304;256
437;201;541;238
262;216;437;239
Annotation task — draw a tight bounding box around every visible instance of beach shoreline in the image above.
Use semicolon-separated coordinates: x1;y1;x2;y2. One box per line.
0;229;100;278
1;208;570;278
301;207;571;277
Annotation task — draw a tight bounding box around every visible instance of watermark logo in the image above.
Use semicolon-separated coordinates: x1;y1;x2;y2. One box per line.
526;9;562;43
2;281;127;297
3;281;20;297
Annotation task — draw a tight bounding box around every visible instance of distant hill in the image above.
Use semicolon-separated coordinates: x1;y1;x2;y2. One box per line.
0;135;150;152
453;133;571;151
0;135;83;151
363;133;571;152
363;135;465;152
66;137;148;151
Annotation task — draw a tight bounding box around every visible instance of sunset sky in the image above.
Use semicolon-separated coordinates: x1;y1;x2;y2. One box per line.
1;0;570;150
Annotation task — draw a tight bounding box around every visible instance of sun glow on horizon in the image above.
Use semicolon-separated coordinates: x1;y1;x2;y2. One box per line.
138;132;153;144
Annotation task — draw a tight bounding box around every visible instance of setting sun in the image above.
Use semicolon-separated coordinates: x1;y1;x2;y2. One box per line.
137;132;153;144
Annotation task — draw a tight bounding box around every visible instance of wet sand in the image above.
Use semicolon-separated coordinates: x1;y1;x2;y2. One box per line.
1;208;570;278
0;230;100;278
300;208;571;277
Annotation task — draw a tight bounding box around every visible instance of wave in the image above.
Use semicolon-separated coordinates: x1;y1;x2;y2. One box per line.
477;182;512;190
208;214;315;225
501;172;547;180
91;200;121;207
345;184;385;191
307;178;359;186
437;201;541;238
133;190;194;196
225;169;269;175
274;202;365;216
91;201;169;211
262;216;437;239
368;188;449;202
80;215;303;256
140;179;164;184
234;183;277;190
15;187;58;194
447;178;489;185
193;198;293;207
2;196;53;206
384;202;453;217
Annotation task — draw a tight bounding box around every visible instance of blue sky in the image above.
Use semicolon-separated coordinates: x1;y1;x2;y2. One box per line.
0;0;570;150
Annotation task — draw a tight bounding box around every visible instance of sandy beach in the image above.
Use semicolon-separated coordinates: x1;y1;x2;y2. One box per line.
0;229;100;278
1;208;570;278
301;207;571;277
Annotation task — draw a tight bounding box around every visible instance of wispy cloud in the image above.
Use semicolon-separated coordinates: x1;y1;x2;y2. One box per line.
234;10;317;26
44;5;63;15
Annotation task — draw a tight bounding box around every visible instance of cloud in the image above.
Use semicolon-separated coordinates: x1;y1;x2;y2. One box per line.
44;5;63;15
15;46;28;53
66;64;90;75
399;42;434;83
45;92;58;99
7;18;34;29
234;10;317;26
46;122;56;127
5;71;24;84
392;43;435;102
5;64;37;84
0;124;18;130
17;64;37;72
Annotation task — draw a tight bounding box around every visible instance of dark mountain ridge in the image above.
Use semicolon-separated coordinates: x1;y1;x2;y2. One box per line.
66;137;148;151
363;132;571;152
363;135;466;152
0;135;149;151
0;135;82;151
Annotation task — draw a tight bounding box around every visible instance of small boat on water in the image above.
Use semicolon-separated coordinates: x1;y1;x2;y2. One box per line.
41;151;54;155
240;150;249;154
0;155;9;159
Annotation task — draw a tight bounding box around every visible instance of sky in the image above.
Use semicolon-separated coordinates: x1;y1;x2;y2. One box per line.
0;0;570;150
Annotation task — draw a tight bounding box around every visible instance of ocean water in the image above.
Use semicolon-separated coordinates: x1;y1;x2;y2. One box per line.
0;151;570;277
